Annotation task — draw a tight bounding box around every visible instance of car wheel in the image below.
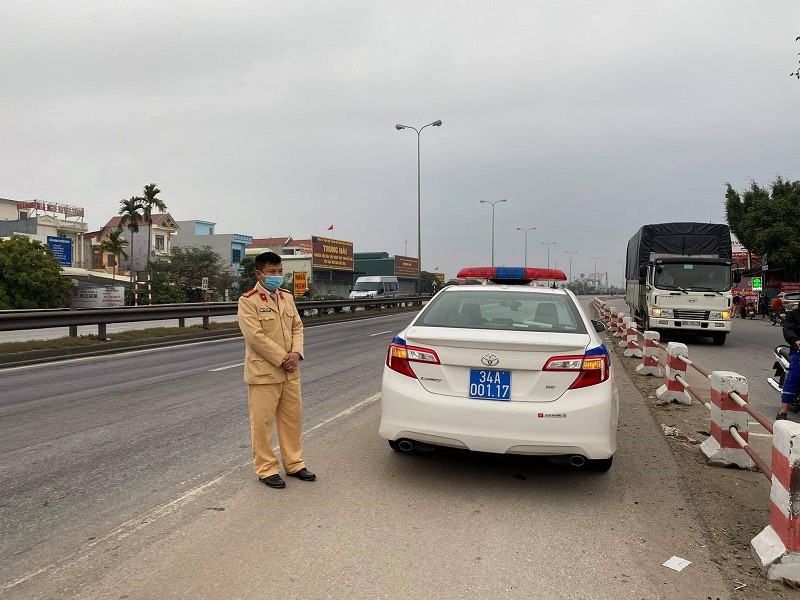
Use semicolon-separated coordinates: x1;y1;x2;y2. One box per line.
712;333;726;346
584;457;613;472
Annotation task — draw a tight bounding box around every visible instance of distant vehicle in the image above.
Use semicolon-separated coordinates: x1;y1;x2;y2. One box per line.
349;276;399;299
625;222;739;345
379;266;617;472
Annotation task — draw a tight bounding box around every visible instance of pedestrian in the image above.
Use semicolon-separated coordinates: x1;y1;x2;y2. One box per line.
778;303;800;420
732;293;740;318
237;251;316;489
759;292;768;318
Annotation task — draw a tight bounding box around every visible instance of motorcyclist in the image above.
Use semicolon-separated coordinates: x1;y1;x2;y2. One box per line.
778;304;800;420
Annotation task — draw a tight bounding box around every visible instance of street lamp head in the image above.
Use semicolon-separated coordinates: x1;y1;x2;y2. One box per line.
395;124;405;130
500;198;507;203
432;120;443;126
479;200;487;204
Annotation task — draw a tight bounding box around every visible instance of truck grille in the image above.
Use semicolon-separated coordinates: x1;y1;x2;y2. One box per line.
674;310;710;320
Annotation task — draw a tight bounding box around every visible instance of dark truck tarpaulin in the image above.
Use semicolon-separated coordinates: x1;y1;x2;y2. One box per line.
625;222;732;281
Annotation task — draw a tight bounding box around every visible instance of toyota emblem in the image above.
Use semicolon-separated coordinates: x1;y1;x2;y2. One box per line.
481;353;500;367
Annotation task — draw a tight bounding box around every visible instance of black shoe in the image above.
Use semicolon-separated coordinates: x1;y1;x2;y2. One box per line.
260;474;286;489
776;412;789;421
287;468;316;481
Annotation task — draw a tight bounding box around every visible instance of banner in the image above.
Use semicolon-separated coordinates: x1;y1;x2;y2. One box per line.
394;255;420;278
311;236;353;271
47;236;73;267
70;287;125;308
17;200;85;218
294;271;308;297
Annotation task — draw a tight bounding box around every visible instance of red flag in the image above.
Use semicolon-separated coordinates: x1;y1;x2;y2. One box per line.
327;225;334;231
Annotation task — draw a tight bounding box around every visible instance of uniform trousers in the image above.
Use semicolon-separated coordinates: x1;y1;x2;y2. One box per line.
782;352;800;405
247;378;305;478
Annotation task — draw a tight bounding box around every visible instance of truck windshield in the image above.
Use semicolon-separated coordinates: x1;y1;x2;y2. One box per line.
353;282;380;291
654;263;731;292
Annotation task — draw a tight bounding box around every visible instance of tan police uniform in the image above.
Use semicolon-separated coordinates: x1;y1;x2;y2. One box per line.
237;285;306;478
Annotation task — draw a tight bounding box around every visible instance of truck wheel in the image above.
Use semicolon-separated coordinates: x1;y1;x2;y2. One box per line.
712;333;727;346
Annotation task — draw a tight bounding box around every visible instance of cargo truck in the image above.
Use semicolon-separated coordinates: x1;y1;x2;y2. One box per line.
625;222;739;345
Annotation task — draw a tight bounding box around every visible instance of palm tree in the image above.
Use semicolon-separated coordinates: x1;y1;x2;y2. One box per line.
98;229;128;281
141;183;166;268
118;196;144;285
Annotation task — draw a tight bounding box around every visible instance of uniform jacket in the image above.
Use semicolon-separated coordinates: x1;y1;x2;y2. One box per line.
783;308;800;351
238;286;304;384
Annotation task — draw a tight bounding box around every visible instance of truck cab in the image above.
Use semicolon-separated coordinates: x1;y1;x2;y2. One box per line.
628;257;736;345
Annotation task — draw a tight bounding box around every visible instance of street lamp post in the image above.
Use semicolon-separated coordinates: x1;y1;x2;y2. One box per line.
591;256;601;290
565;250;578;282
516;226;536;268
396;119;443;293
480;198;507;266
541;241;556;269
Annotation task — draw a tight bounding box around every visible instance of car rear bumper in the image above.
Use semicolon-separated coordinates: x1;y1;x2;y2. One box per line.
379;369;618;459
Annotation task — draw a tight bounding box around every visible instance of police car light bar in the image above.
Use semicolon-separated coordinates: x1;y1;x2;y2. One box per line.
456;267;567;282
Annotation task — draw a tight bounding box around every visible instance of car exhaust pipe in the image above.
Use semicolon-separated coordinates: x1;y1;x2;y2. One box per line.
398;439;414;452
569;455;586;467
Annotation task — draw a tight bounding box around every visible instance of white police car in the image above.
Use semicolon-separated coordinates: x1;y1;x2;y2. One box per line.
379;267;618;471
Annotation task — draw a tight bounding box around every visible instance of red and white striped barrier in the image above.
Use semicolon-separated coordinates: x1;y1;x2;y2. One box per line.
752;420;800;583
611;309;624;337
636;331;661;376
655;342;691;405
699;371;753;469
623;318;643;358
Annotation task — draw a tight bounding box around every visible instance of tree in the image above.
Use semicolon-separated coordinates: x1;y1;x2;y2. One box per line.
141;183;166;268
725;176;800;279
97;229;128;281
238;255;257;294
0;236;73;309
151;246;236;302
420;271;438;294
118;196;144;282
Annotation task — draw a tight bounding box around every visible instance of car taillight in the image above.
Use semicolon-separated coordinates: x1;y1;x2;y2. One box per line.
386;340;440;379
543;351;610;389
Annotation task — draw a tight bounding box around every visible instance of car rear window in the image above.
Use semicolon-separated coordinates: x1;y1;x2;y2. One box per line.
417;290;587;333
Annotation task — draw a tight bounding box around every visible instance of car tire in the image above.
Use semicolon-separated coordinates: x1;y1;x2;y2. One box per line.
712;333;726;346
584;457;613;472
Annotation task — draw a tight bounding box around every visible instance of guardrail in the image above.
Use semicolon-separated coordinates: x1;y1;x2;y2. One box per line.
591;296;800;582
0;295;431;340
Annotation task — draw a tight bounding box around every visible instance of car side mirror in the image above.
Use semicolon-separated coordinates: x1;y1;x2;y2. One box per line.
591;319;606;333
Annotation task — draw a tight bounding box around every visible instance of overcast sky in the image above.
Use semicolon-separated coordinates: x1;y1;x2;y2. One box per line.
2;1;799;284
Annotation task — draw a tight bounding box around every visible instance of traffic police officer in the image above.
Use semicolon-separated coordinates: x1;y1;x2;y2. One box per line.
238;251;316;488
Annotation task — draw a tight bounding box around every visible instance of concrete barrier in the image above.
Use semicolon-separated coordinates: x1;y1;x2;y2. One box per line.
623;318;643;358
752;420;800;583
636;331;661;376
699;371;753;469
655;342;691;405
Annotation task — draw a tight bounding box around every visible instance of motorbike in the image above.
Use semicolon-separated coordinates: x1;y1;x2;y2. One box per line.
768;345;800;412
770;307;786;327
743;303;757;319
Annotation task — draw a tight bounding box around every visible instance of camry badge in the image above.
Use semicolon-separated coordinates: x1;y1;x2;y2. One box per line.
688;298;698;303
481;353;500;367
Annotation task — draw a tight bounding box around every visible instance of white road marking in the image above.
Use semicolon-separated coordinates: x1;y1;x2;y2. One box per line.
0;391;381;592
369;330;394;337
209;363;244;372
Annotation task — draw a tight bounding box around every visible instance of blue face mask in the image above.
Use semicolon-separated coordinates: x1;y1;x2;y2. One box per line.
263;275;284;291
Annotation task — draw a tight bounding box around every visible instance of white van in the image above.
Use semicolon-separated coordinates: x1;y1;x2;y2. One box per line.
350;276;400;299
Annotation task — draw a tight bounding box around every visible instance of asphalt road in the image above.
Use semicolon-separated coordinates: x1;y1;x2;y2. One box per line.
0;302;742;599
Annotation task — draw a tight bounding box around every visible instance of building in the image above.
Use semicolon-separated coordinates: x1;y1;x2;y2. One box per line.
88;213;180;276
0;197;89;268
172;220;253;274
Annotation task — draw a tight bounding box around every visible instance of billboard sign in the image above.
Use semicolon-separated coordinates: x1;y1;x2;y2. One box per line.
47;236;72;267
394;255;420;278
17;200;85;218
294;271;308;297
311;236;353;271
70;286;125;309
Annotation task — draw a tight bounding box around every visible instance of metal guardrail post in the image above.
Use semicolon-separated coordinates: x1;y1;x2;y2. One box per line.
179;318;185;328
69;325;78;338
202;316;210;330
98;323;107;341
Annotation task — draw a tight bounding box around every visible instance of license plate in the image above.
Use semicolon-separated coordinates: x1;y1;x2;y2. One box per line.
683;320;701;326
469;369;511;400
